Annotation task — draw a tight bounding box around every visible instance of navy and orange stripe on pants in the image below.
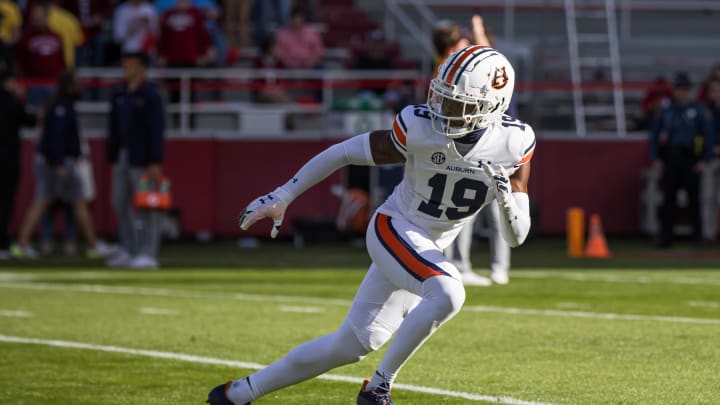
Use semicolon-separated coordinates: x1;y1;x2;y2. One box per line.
374;213;449;282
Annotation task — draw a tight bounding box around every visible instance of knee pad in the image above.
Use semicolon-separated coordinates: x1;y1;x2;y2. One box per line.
424;276;466;319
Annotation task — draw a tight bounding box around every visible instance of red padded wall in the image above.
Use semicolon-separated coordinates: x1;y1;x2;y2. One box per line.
10;137;650;238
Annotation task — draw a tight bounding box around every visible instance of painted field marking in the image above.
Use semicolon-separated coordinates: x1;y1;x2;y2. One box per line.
688;301;720;308
2;282;720;326
511;271;720;286
278;305;325;313
138;307;180;315
0;310;32;317
0;334;554;405
463;305;720;325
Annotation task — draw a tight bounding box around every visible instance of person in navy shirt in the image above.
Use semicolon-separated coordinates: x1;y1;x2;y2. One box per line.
106;52;166;269
12;71;109;259
650;72;714;247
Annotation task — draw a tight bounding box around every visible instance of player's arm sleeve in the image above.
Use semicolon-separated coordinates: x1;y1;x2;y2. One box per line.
499;128;535;247
272;132;375;204
497;191;530;248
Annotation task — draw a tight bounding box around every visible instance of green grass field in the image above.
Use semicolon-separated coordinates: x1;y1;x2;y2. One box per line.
1;240;719;404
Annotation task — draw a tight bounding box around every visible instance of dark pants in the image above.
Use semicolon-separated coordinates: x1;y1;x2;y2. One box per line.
660;151;702;245
0;160;20;250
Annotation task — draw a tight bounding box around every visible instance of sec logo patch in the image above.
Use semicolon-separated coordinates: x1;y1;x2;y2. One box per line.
431;152;446;165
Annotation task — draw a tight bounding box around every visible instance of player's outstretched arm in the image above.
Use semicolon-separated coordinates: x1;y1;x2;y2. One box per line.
483;162;531;247
239;130;403;237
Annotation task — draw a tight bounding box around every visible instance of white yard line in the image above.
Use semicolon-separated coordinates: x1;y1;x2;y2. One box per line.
138;307;180;315
0;282;353;306
0;334;554;405
688;301;720;308
511;271;720;286
464;306;720;325
0;310;32;317
2;282;720;325
278;305;325;313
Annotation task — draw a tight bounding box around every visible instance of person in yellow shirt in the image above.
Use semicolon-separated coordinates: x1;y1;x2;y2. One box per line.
46;2;84;68
0;0;22;44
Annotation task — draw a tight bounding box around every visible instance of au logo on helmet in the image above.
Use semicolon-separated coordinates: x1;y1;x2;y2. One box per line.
490;66;509;89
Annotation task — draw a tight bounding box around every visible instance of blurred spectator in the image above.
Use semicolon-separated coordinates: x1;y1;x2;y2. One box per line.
60;0;114;66
156;0;226;66
44;0;83;68
223;0;250;48
251;0;287;46
650;72;714;248
353;30;393;71
701;79;720;242
351;30;394;102
106;52;165;270
252;34;290;103
0;35;11;74
432;15;491;66
39;122;97;256
113;0;157;54
157;0;213;67
697;63;720;102
16;4;66;106
274;6;323;69
0;70;37;260
0;0;22;44
633;76;672;131
11;71;110;259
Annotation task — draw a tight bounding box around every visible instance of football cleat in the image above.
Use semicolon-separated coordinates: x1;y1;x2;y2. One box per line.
357;379;392;405
206;381;250;405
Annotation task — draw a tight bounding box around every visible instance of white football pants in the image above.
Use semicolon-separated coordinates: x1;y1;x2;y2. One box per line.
234;211;466;403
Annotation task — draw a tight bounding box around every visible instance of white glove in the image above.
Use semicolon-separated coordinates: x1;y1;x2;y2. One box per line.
482;163;512;206
238;187;291;238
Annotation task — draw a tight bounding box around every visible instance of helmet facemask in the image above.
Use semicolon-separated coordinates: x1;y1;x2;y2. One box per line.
427;78;503;138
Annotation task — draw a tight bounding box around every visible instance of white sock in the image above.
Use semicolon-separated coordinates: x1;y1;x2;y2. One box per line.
226;377;256;404
367;370;393;392
228;322;368;402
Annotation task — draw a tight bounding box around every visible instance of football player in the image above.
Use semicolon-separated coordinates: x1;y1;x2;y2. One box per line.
208;46;535;405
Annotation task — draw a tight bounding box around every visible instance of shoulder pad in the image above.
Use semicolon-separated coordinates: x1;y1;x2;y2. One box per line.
500;116;536;166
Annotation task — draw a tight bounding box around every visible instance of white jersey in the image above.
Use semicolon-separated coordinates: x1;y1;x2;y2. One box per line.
377;104;536;248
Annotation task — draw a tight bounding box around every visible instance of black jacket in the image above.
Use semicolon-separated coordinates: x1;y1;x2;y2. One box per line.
107;81;165;167
39;97;81;167
0;87;37;166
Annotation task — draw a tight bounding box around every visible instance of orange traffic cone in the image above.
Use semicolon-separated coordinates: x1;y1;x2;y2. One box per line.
584;214;612;259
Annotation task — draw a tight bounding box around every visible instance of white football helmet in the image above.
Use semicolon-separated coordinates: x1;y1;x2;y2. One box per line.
428;46;515;138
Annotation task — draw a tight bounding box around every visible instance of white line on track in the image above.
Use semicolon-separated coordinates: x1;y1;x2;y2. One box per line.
511;271;720;286
0;310;32;317
0;282;353;306
688;301;720;308
138;307;180;315
464;305;720;325
2;282;720;325
0;334;554;405
278;305;325;313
